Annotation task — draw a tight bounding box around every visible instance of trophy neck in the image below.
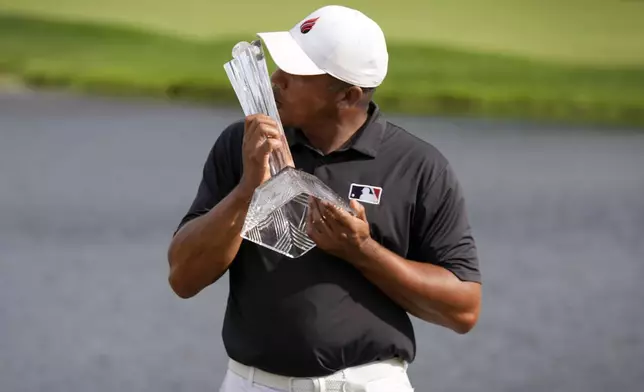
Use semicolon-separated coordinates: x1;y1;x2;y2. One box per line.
224;40;296;176
269;131;295;175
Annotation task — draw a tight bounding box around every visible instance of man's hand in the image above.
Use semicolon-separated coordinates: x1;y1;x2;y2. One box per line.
306;197;371;261
238;114;283;198
306;196;481;334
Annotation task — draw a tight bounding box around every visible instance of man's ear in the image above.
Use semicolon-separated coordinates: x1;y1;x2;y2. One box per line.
337;86;364;109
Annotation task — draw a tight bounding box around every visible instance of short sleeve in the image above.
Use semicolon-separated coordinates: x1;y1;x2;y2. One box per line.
174;122;243;235
408;163;481;283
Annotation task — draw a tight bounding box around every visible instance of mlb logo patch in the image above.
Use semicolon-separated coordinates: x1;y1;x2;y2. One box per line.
348;183;383;205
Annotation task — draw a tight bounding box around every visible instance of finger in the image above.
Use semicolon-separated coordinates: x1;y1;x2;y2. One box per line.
306;198;319;238
259;138;282;156
244;114;260;130
244;116;279;144
248;124;281;153
314;200;344;232
349;199;367;221
314;197;333;223
309;197;332;235
248;125;282;161
257;123;281;140
256;139;282;178
319;199;354;226
316;199;352;238
309;197;325;226
306;213;321;241
249;115;279;131
306;197;314;224
243;114;263;144
306;198;320;239
246;113;276;125
252;113;275;124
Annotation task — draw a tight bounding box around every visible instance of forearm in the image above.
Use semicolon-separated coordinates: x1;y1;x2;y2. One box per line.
349;239;481;333
168;185;252;298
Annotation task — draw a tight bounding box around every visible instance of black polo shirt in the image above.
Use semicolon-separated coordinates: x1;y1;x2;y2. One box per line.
176;102;481;377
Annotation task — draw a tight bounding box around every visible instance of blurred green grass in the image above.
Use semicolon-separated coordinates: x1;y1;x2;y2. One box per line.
2;0;644;65
1;3;644;126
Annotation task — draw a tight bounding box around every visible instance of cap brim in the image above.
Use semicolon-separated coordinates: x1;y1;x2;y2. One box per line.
257;31;326;76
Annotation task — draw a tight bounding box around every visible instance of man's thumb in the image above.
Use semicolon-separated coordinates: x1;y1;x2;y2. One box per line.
350;199;367;221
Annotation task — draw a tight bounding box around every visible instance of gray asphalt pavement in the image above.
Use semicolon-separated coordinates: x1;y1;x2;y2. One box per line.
1;90;643;392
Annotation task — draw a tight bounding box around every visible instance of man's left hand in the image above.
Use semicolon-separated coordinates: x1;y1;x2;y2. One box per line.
306;196;371;261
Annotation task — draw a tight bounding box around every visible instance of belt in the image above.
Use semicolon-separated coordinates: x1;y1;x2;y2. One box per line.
228;359;317;391
228;357;408;392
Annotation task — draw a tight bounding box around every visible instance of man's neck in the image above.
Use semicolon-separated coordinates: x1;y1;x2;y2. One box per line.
301;110;369;155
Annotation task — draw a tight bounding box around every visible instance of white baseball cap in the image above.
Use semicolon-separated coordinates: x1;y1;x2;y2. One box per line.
257;5;388;88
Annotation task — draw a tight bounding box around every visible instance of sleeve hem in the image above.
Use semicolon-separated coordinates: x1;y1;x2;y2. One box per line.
445;267;482;284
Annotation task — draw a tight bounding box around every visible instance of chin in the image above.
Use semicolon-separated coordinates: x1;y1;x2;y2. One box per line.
277;109;293;127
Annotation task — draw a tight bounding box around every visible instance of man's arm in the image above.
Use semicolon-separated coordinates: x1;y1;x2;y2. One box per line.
167;115;284;299
351;162;481;333
167;185;252;299
348;239;481;334
308;198;481;334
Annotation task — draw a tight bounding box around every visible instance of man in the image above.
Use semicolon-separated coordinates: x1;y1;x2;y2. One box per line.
168;5;482;392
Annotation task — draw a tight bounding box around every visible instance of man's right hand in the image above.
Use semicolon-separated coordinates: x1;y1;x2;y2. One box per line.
238;114;283;198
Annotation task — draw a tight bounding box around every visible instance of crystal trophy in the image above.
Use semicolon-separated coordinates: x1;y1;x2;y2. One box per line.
224;39;356;258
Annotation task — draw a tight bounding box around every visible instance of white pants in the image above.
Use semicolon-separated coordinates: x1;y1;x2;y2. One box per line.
218;358;414;392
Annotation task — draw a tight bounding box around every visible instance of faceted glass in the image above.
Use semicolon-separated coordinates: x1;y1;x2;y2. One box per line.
241;167;355;258
223;39;356;258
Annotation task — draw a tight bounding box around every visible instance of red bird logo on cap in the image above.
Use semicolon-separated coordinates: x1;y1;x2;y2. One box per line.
300;17;319;34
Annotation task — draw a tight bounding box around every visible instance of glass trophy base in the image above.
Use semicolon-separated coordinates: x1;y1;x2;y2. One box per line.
241;167;356;258
225;39;356;257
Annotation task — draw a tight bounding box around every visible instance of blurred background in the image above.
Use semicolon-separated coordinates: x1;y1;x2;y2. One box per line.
1;1;643;392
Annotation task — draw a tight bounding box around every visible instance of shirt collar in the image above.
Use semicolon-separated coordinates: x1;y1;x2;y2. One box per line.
286;101;386;158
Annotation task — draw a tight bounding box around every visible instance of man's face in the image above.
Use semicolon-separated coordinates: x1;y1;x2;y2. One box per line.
270;68;338;128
